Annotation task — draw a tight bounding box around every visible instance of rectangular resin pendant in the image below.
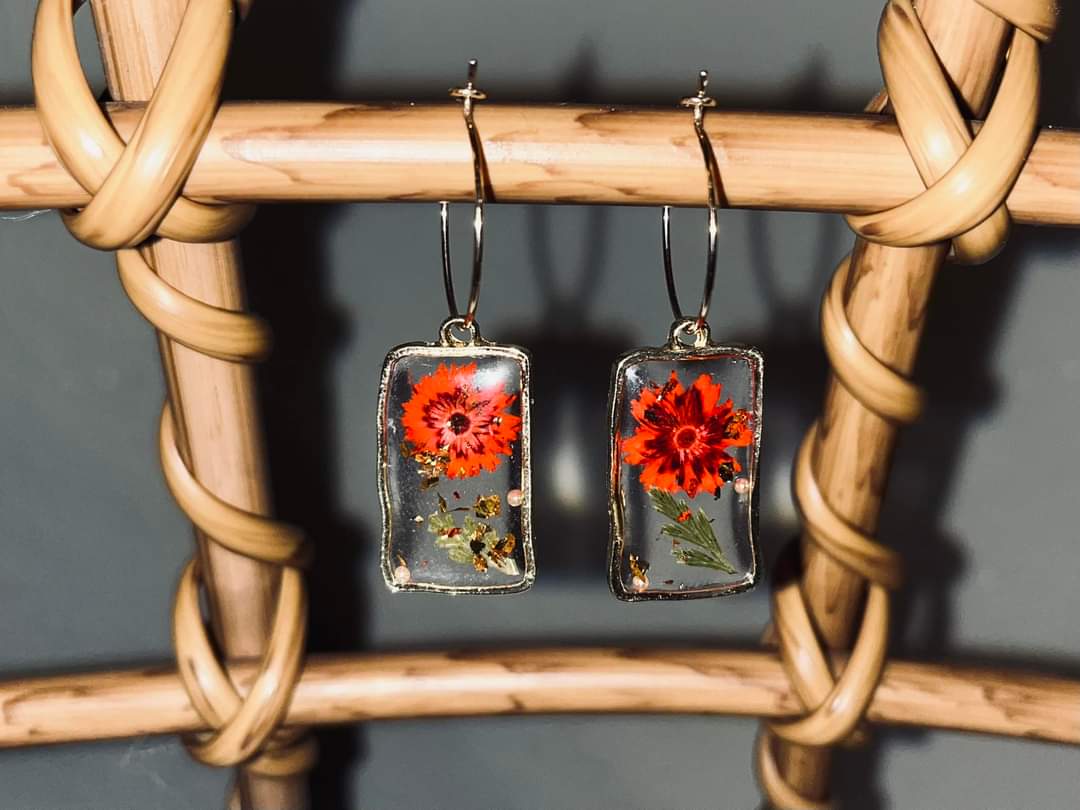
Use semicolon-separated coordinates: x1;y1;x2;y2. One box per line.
608;327;763;601
378;320;534;594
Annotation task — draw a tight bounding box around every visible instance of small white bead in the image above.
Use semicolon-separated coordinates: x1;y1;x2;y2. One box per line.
734;477;751;495
631;575;649;592
507;488;524;507
393;564;412;585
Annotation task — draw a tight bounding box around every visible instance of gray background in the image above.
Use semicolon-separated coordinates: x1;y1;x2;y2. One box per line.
1;0;1079;807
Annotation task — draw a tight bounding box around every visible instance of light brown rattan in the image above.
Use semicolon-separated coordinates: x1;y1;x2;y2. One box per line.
32;0;313;805
759;0;1058;805
0;104;1078;219
1;0;1070;808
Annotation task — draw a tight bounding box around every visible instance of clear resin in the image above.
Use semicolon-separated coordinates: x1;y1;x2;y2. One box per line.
379;335;534;594
608;340;763;600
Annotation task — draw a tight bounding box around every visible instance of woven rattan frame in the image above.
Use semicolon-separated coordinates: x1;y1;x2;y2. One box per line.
1;0;1075;807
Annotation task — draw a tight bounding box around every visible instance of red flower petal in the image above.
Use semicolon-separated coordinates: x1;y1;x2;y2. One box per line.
402;363;521;479
622;370;752;499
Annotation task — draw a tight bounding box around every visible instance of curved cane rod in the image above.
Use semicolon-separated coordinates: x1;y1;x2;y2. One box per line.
755;732;831;810
116;249;271;362
769;585;890;746
158;408;307;566
147;307;310;771
769;572;832;714
763;544;868;748
122;265;311;770
242;735;320;778
174;561;310;768
845;0;1043;264
975;0;1056;40
33;0;312;775
173;562;315;777
173;561;317;774
847;24;1037;260
150;307;310;771
793;427;905;589
31;0;253;249
150;300;310;771
760;0;1055;805
759;334;910;808
820;255;924;427
862;0;1011;264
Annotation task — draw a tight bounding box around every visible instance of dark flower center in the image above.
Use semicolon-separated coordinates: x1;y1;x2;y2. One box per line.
448;412;472;435
674;426;698;449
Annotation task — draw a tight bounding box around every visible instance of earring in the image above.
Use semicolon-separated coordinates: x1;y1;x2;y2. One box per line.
378;61;535;595
607;71;764;601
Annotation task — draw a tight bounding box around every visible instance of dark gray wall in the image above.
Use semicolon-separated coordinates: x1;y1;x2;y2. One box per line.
1;1;1078;808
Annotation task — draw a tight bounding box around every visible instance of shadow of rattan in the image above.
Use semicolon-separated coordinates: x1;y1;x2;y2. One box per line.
219;8;1080;809
227;0;363;806
229;33;857;807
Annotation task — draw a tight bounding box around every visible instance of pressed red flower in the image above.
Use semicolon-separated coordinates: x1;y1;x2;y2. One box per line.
402;362;521;479
622;370;752;498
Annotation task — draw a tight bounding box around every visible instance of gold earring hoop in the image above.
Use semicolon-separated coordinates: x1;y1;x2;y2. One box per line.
440;59;489;329
378;61;536;596
607;70;763;603
662;69;723;339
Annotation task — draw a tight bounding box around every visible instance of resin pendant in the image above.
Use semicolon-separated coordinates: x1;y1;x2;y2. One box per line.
379;318;534;594
608;320;763;601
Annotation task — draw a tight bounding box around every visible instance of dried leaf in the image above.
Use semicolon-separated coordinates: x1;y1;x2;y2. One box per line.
446;546;474;565
427;511;456;536
474;493;502;519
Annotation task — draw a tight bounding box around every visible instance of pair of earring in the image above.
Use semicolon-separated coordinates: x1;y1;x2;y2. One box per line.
377;64;763;600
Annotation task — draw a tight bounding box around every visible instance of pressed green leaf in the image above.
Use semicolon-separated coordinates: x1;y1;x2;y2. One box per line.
427;511;456;535
446;546;475;565
648;488;687;522
434;534;465;550
651;489;736;574
462;516;481;539
673;547;737;574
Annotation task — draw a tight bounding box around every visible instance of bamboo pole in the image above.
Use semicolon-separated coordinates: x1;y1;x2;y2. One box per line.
86;2;305;807
773;0;1023;803
0;649;1077;749
0;103;1077;222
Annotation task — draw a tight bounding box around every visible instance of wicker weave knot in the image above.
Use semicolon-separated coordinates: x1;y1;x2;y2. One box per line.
31;0;313;777
31;0;253;250
847;0;1057;265
158;346;313;776
758;1;1056;807
159;396;311;778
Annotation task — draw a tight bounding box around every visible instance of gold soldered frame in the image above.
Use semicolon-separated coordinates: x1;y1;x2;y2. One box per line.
607;325;764;602
377;319;535;595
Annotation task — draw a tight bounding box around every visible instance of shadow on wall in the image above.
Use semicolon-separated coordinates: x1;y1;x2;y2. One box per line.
218;17;844;802
220;2;1080;807
221;13;841;800
498;44;628;577
491;42;855;581
225;1;363;807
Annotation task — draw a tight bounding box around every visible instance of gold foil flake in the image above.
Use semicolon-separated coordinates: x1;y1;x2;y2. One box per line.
488;532;516;569
474;493;502;518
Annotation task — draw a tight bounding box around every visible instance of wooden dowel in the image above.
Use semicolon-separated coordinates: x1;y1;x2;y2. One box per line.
88;3;304;808
0;103;1077;222
0;649;1077;749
